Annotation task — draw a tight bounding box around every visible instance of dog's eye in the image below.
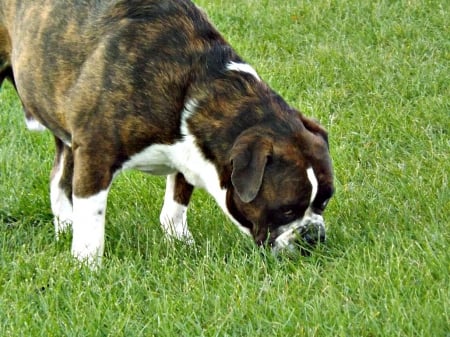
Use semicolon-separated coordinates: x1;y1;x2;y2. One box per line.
270;204;308;225
283;209;294;217
281;208;296;221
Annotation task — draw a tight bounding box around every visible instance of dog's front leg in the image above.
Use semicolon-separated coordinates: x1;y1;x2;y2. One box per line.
159;173;194;244
50;138;74;237
70;143;114;267
71;190;108;267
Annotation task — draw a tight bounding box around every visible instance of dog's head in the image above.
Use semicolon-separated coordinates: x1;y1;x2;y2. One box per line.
226;112;334;252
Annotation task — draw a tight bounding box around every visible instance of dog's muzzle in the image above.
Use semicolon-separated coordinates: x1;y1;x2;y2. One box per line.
272;212;326;252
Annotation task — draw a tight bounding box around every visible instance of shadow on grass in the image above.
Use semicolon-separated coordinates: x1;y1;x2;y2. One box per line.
0;209;52;228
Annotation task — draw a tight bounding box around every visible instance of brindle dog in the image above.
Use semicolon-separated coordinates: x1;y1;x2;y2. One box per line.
0;0;334;266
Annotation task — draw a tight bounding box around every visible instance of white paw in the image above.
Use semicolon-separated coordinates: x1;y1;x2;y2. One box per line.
54;216;73;239
71;239;103;269
160;218;195;245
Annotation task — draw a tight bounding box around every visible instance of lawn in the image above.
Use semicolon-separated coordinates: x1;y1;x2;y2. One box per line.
0;0;448;336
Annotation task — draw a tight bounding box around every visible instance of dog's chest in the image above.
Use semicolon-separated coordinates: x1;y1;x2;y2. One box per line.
121;133;219;192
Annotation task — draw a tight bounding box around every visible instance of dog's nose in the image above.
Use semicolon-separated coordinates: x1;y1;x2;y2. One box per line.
297;221;326;245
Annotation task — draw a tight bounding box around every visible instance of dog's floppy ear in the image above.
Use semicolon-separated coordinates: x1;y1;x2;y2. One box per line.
230;134;272;203
299;114;329;146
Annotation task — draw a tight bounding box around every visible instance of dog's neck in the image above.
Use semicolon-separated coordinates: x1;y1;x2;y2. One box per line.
185;58;297;178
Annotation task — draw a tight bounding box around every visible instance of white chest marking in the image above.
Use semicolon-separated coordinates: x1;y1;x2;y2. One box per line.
122;99;252;237
122;100;212;189
121;133;217;192
122;100;199;178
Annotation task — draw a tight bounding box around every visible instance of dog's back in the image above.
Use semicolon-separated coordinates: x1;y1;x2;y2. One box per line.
1;0;228;147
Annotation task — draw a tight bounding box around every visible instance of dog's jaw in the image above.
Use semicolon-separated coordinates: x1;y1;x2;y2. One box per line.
272;211;326;252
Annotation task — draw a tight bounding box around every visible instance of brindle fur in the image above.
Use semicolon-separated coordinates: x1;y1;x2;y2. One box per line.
0;0;333;251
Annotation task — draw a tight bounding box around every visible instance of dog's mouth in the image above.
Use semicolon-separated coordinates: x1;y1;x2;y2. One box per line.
271;212;326;252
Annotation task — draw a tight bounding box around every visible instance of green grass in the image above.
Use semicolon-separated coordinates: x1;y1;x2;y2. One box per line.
1;0;449;336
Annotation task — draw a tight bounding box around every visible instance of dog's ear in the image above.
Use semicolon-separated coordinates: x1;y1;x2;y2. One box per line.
299;114;329;146
230;135;272;203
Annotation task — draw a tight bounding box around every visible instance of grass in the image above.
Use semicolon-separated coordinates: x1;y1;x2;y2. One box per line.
0;0;449;336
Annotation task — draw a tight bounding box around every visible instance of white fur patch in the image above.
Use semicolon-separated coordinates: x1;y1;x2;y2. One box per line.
121;145;175;175
122;99;216;190
306;167;318;204
50;151;73;236
273;210;324;251
122;99;251;237
159;173;194;243
71;190;109;267
226;61;261;80
25;117;46;131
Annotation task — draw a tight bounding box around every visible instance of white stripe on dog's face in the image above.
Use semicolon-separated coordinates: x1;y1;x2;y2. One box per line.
226;61;261;80
306;167;318;204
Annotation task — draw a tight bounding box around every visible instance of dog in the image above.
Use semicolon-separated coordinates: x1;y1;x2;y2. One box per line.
0;0;334;266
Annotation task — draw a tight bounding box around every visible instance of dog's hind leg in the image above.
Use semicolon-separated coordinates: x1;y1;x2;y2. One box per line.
160;173;194;244
0;66;46;131
50;137;74;237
